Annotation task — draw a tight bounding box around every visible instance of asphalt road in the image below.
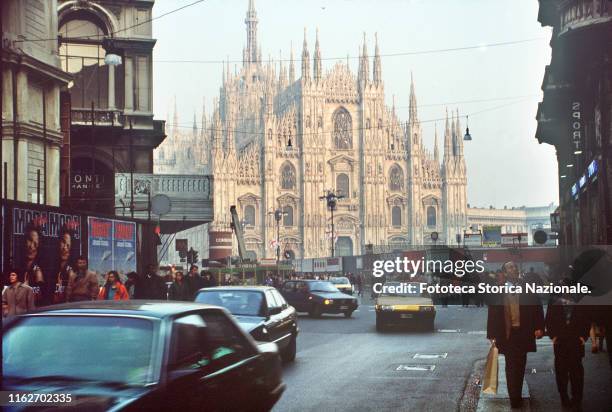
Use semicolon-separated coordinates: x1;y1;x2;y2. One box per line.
274;296;491;412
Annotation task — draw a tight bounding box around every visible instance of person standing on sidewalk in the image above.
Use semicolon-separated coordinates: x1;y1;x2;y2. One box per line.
545;281;591;409
134;264;166;300
486;261;545;409
2;270;35;317
66;256;99;302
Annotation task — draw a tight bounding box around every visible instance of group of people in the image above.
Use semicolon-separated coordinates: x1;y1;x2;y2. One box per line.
1;259;221;317
487;259;611;410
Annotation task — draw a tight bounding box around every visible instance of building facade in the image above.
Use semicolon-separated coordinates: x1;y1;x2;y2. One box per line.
155;1;469;260
1;0;72;206
536;0;611;251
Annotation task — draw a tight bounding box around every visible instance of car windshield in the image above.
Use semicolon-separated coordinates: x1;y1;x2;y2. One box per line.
3;316;158;386
330;278;350;285
380;283;425;298
309;282;339;292
196;290;264;317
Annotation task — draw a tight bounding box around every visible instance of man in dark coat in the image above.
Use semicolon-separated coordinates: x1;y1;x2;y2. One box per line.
185;265;204;299
134;264;166;300
545;284;591;409
486;261;544;409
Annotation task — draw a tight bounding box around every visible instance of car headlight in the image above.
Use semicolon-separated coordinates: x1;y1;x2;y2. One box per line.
376;305;394;311
324;299;333;305
419;306;434;312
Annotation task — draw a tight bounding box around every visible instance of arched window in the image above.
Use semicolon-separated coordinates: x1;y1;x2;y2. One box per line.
244;205;256;226
427;206;436;227
389;166;404;191
59;16;110;109
332;107;352;149
392;206;402;227
336;173;350;197
283;206;294;227
280;162;296;190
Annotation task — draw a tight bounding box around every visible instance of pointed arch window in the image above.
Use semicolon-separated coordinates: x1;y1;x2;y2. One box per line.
389;166;404;191
392;206;402;227
283;206;294;227
280;162;296;190
333;107;352;149
336;173;350;198
427;206;437;227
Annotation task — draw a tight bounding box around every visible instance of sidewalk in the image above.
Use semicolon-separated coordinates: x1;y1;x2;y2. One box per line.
475;339;612;412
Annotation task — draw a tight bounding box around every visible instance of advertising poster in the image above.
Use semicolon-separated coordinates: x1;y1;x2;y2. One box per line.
482;225;502;248
88;217;114;278
112;220;137;276
11;207;82;304
88;217;137;279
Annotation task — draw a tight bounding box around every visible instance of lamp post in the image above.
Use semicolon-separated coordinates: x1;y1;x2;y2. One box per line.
268;208;287;277
319;190;345;257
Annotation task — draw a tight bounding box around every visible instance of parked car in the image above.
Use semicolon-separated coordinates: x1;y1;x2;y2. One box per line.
194;286;298;362
329;277;354;295
280;280;358;318
2;301;285;411
375;282;436;331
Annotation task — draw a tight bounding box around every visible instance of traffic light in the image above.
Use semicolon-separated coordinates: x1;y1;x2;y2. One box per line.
192;250;199;264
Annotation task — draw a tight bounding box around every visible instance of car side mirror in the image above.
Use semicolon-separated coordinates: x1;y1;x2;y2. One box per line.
269;307;282;316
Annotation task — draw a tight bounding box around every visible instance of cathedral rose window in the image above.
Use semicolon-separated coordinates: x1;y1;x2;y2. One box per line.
333;107;353;149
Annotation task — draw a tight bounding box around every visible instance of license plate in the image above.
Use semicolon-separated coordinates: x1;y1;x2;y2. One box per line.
400;314;413;319
339;305;349;310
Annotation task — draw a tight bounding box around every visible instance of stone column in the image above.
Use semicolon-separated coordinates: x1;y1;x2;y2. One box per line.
46;145;60;206
124;57;133;111
108;64;116;109
16;70;28;202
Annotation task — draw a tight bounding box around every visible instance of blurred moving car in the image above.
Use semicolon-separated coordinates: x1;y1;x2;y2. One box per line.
280;280;358;318
195;286;298;362
2;301;285;411
329;277;354;295
375;282;435;331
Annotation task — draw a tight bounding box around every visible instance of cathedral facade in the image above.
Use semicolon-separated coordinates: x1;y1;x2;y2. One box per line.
155;0;468;260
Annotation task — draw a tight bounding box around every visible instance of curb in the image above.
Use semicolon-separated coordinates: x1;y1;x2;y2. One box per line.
476;357;531;412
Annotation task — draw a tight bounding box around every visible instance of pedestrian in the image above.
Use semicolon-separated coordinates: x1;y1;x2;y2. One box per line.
486;261;544;409
545;280;591;409
66;256;99;302
169;271;192;301
98;271;130;301
186;265;204;298
2;270;35;317
356;274;363;297
124;272;139;299
134;264;166;300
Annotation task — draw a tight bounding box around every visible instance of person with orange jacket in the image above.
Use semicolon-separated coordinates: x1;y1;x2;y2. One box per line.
98;271;129;301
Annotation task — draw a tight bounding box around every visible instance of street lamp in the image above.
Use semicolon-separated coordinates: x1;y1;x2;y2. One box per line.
463;115;472;141
268;208;287;276
319;190;345;257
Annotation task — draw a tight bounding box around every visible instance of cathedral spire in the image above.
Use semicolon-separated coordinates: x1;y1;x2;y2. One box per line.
192;112;198;137
244;0;259;67
289;42;295;83
172;96;178;136
434;123;440;163
200;99;207;138
444;108;452;160
314;27;322;82
455;109;464;157
409;72;418;124
359;32;369;84
301;27;311;82
373;32;382;85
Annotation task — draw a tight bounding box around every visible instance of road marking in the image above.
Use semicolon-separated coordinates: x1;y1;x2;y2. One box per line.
437;329;460;333
369;309;376;312
467;331;487;335
413;353;448;359
395;364;436;371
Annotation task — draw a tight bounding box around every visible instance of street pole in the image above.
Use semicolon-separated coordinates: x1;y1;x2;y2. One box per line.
331;205;335;257
276;215;280;279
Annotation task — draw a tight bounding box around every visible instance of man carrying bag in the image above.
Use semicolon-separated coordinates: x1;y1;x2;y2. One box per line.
486;261;544;409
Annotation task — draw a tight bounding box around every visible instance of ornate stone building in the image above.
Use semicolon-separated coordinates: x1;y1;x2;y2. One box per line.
155;0;469;259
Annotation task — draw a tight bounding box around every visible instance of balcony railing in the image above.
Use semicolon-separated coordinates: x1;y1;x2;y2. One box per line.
115;173;213;222
72;109;123;126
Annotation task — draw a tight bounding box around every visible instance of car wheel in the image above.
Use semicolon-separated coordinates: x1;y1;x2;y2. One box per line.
309;304;322;318
344;310;353;318
281;334;297;363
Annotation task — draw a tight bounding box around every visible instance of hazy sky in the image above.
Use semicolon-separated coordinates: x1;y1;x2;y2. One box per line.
152;0;557;209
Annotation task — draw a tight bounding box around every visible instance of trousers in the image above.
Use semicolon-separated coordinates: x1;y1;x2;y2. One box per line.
553;340;584;402
504;330;528;403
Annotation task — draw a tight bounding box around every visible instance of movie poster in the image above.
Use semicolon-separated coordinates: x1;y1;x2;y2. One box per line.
11;207;82;304
87;217;136;280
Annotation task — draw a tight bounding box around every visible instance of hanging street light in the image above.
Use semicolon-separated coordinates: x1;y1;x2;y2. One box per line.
103;39;122;66
464;115;472;141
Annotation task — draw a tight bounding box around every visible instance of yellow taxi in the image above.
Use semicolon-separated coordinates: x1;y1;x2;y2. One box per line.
375;281;435;331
